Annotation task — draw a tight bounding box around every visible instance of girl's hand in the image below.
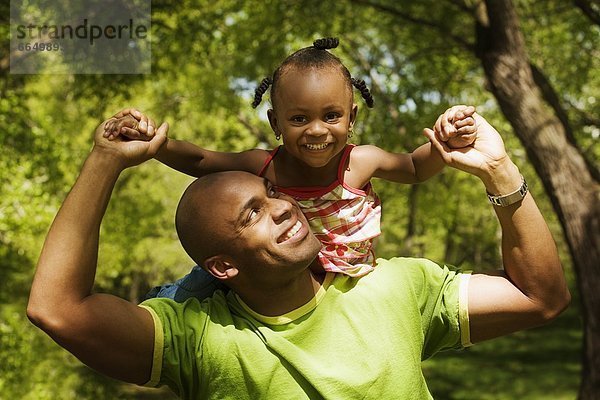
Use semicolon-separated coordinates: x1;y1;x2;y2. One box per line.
103;108;156;141
434;105;477;149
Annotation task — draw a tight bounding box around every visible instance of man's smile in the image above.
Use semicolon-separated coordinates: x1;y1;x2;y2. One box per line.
277;220;304;243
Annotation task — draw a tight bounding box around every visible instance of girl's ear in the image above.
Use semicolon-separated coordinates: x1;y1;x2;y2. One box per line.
204;256;239;281
267;108;279;134
267;109;282;140
349;103;359;130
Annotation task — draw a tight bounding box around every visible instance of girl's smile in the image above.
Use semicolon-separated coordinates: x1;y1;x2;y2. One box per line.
304;143;331;151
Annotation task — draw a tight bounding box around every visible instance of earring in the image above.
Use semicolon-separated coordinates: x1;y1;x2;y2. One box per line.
275;132;281;140
348;127;354;138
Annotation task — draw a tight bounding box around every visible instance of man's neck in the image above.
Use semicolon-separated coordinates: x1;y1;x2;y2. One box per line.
235;271;326;317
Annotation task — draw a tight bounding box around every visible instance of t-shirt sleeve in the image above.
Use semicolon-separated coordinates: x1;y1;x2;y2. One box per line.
415;259;471;359
138;297;212;397
375;257;471;359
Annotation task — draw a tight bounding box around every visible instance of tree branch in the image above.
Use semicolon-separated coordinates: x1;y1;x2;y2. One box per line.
443;0;475;14
530;63;600;181
574;0;600;26
566;100;600;129
237;113;272;145
342;39;406;133
350;0;476;52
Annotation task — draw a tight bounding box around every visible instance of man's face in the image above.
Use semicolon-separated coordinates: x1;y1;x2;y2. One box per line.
207;172;321;280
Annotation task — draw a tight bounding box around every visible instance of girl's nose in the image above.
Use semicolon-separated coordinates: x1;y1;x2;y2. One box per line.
305;120;328;137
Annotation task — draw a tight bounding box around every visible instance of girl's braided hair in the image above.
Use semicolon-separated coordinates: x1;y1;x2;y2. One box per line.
252;37;374;109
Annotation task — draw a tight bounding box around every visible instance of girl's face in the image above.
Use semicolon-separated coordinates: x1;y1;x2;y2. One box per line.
268;66;358;169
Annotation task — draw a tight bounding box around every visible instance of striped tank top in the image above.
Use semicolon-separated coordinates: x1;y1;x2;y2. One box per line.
258;145;381;277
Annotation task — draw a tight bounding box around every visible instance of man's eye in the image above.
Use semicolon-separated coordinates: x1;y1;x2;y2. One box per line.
248;209;259;221
268;186;279;197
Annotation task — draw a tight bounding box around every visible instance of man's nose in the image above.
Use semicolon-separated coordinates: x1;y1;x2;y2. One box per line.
270;197;293;223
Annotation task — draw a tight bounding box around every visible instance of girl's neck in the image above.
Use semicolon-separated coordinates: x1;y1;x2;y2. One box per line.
274;145;344;187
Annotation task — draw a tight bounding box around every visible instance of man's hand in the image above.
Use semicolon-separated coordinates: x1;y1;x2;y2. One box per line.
424;112;509;180
94;109;168;169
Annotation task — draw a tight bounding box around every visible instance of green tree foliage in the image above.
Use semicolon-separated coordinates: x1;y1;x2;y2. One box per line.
1;0;594;397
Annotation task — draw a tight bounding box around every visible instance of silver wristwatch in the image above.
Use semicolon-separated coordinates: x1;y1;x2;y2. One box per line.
487;176;528;207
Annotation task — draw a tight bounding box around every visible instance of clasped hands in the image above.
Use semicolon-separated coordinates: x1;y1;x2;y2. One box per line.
93;108;167;169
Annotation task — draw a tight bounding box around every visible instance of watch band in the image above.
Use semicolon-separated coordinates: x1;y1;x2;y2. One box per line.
487;175;528;207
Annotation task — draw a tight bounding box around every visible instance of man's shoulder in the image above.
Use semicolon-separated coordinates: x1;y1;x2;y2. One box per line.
364;257;461;293
375;256;442;269
325;257;443;287
374;257;447;278
140;290;233;321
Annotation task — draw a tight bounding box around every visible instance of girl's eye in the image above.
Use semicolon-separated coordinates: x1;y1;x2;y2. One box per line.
291;116;306;123
325;113;340;122
268;186;279;197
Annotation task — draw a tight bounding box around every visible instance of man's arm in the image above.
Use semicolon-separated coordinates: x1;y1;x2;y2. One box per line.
27;116;168;384
424;113;570;343
467;161;570;342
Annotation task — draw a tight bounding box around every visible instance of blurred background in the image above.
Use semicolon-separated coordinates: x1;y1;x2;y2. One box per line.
1;0;598;398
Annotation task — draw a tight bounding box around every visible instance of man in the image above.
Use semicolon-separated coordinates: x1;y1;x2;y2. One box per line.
28;109;570;399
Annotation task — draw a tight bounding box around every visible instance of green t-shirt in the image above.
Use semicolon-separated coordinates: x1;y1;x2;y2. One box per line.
140;257;471;399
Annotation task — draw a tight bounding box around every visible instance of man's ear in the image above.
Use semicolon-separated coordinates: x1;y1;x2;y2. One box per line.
267;109;280;137
204;256;239;281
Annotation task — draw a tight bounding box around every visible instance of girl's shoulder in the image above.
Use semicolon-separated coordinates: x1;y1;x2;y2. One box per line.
344;145;384;188
238;148;275;175
348;144;383;161
347;144;387;172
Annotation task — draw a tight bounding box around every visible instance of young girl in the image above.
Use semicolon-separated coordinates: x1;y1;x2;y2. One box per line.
105;38;476;300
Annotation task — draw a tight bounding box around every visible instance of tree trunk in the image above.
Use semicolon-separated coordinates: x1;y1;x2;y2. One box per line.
476;1;600;398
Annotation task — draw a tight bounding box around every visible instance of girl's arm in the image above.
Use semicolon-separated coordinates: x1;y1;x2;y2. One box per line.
349;143;444;186
154;138;268;178
103;109;268;178
348;106;476;186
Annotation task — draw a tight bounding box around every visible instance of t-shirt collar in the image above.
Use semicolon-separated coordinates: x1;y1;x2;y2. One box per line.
234;273;334;325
